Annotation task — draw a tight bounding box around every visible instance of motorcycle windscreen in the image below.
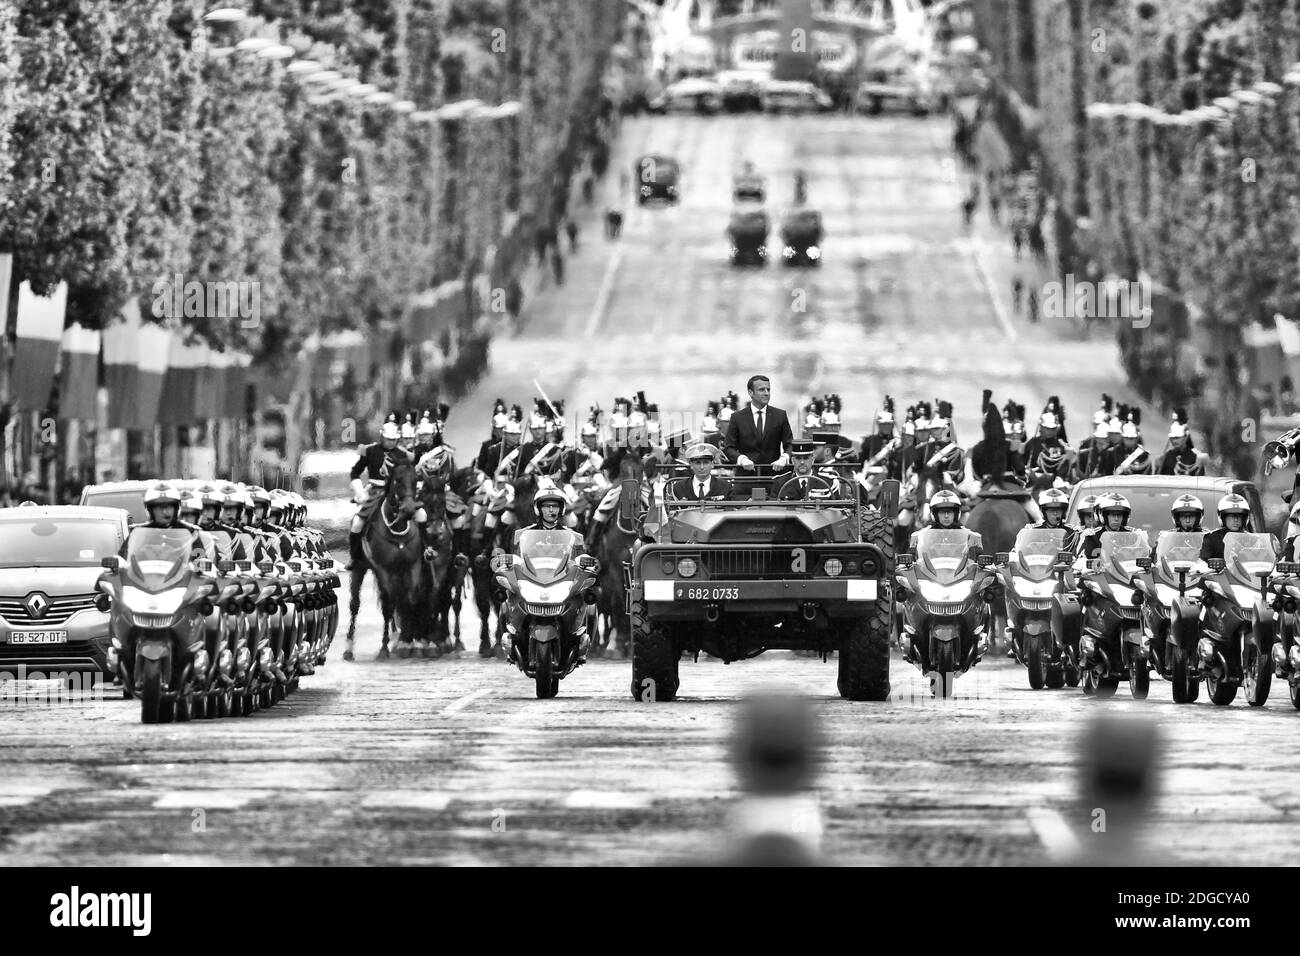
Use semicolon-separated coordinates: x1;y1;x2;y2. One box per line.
913;528;975;585
124;527;193;592
1099;530;1151;581
1154;530;1205;584
1012;527;1067;581
516;529;576;584
1223;532;1279;584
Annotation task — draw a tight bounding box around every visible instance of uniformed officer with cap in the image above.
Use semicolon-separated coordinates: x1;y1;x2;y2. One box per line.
669;443;734;501
770;440;835;500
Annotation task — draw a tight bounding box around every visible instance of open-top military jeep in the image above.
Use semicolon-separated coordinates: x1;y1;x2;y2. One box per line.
624;464;899;701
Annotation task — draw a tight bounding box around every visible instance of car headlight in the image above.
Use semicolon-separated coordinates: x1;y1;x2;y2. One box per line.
122;586;185;615
517;581;571;604
1012;578;1057;598
677;558;698;578
916;580;972;603
823;558;842;577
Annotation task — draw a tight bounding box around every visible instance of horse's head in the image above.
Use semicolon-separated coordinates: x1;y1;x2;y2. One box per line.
387;461;419;517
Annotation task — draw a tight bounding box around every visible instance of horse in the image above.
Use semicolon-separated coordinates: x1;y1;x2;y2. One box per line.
965;476;1034;652
344;460;431;660
463;470;514;658
419;473;469;653
589;456;646;657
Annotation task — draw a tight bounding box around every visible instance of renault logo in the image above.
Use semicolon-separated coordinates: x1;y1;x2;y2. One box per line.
25;592;49;619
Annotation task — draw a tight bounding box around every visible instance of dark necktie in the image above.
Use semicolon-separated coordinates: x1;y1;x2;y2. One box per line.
696;481;706;499
756;409;764;439
800;478;808;495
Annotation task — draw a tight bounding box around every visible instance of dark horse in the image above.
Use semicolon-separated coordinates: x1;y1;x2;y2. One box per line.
419;472;469;653
589;456;645;657
458;468;514;658
966;477;1034;651
345;460;432;660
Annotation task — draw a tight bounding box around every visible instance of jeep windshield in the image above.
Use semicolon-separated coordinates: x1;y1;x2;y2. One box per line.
0;517;122;568
914;528;974;584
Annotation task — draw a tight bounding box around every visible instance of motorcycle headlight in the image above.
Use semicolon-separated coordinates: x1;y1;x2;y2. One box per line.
1109;584;1135;606
518;581;571;604
122;586;185;616
1231;584;1262;607
916;580;973;603
1012;578;1057;598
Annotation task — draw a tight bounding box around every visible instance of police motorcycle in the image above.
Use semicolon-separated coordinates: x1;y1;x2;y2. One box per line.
99;528;222;724
996;527;1077;689
1131;531;1207;704
1266;551;1300;710
895;528;998;698
1067;530;1153;699
1198;532;1278;706
490;528;601;698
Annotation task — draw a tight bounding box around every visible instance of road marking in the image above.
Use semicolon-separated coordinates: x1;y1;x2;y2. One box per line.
563;790;652;809
582;243;624;338
440;687;495;716
1025;806;1080;860
969;238;1019;343
154;790;259;809
361;790;452;811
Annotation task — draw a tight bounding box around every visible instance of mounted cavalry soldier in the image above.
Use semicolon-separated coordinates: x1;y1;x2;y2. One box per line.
347;413;426;570
1078;393;1116;478
521;400;570;481
1158;407;1205;476
861;395;901;478
561;406;606;485
918;399;964;489
412;404;450;463
1113;408;1153;476
700;400;724;448
1023;395;1074;486
476;399;510;474
496;399;553;481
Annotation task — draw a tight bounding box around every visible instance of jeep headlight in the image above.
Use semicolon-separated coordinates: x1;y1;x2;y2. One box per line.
677;558;698;578
807;246;820;260
823;558;843;577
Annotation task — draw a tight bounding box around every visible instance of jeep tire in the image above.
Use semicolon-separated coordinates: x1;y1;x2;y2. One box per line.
630;616;679;702
837;600;892;701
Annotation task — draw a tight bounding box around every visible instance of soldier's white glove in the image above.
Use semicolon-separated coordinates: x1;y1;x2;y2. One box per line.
736;454;755;468
772;453;790;469
350;479;366;503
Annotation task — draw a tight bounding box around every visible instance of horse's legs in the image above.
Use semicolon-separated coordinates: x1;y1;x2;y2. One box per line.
344;565;364;662
377;590;393;659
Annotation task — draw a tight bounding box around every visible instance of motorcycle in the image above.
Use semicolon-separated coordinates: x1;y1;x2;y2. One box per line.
98;528;218;724
1068;530;1151;699
996;527;1076;689
895;528;997;698
1267;558;1300;709
1131;531;1206;704
1199;532;1277;706
490;528;600;698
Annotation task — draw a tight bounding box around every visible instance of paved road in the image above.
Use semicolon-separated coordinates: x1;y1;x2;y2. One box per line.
3;572;1300;866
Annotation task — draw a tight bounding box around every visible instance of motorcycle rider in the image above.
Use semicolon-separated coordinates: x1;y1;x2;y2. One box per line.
1283;499;1300;562
346;414;418;571
1158;408;1204;476
121;481;216;563
499;482;592;659
1028;487;1078;551
1076;494;1099;530
1076;492;1134;560
179;492;203;526
1200;493;1253;561
1169;494;1204;533
193;484;234;561
923;489;984;555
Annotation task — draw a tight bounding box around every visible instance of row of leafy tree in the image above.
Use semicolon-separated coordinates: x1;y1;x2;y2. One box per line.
0;0;622;428
971;0;1300;477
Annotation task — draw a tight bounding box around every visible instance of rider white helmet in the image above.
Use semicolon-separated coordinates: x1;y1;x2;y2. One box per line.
928;489;961;512
143;481;182;509
533;485;568;516
1170;494;1203;519
1096;492;1131;523
1037;487;1070;509
1216;493;1250;519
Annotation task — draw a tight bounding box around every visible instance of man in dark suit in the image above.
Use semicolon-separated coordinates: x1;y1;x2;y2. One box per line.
669;443;734;501
724;374;793;471
770;441;835;500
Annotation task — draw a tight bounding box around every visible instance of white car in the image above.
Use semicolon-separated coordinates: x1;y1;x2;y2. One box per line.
649;77;722;115
297;449;357;548
760;80;833;114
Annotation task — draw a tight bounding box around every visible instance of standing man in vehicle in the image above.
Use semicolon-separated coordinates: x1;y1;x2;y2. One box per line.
725;374;793;473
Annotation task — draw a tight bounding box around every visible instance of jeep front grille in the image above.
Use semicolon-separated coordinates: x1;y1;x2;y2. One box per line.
704;549;782;578
0;594;97;626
